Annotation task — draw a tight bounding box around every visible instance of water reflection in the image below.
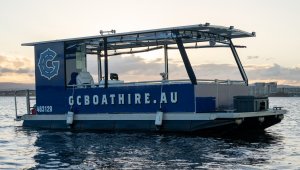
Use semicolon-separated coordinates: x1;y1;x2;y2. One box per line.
26;129;283;169
0;126;37;169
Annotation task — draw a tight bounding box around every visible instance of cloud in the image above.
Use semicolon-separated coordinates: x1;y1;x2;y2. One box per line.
265;57;274;61
91;55;300;85
0;54;34;83
1;53;299;86
93;56;242;81
246;64;300;82
0;55;34;73
247;56;259;60
105;55;167;81
0;67;32;74
193;64;240;79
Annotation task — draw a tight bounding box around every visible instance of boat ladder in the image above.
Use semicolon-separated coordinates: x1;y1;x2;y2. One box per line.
14;89;36;121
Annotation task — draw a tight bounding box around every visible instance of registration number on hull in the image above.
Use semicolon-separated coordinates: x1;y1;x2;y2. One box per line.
37;106;53;113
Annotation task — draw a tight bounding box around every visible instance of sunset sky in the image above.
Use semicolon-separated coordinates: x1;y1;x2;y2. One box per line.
0;0;300;86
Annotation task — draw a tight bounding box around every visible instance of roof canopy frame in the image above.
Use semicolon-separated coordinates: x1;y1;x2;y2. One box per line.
22;24;255;47
23;24;254;86
85;44;246;56
83;29;231;52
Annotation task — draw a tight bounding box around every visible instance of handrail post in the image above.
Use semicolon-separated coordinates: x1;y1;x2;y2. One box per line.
164;44;169;80
103;37;108;88
14;91;18;119
26;90;30;114
97;50;102;82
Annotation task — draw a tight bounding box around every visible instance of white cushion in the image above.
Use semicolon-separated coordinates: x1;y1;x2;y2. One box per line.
76;71;94;88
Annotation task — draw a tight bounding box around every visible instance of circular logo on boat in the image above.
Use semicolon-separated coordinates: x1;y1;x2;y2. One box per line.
38;48;60;80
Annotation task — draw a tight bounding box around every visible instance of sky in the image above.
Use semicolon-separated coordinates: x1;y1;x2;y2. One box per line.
0;0;300;85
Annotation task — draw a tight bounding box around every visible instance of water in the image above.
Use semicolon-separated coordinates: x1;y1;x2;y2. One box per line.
0;97;299;169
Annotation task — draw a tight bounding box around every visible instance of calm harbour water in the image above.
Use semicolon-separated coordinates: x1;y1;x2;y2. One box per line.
0;97;299;169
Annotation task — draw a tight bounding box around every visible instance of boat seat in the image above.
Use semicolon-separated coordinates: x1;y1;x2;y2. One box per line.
99;73;124;86
68;72;78;85
76;70;95;88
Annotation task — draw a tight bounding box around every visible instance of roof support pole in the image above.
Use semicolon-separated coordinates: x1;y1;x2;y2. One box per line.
104;38;108;88
97;50;102;82
174;34;197;85
164;44;169;80
229;39;248;85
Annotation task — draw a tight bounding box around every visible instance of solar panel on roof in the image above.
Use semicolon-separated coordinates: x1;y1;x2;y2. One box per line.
22;24;255;47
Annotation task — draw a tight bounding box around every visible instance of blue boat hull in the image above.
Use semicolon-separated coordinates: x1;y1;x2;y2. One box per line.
22;115;283;134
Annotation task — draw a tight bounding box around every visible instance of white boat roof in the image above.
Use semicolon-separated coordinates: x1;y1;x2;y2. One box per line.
22;23;255;47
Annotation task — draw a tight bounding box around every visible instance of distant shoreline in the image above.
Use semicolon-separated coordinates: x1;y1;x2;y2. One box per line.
0;90;35;96
0;90;298;97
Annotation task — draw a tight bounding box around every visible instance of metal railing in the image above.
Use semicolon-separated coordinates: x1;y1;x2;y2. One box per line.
14;89;36;121
67;79;246;88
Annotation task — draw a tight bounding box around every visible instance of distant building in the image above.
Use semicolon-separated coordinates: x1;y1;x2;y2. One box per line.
276;87;300;96
250;82;300;97
250;82;277;96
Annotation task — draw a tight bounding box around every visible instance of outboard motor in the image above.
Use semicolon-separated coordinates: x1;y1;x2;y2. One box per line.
110;73;119;80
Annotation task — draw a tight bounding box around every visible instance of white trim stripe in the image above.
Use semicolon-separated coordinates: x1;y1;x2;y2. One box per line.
21;110;287;121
